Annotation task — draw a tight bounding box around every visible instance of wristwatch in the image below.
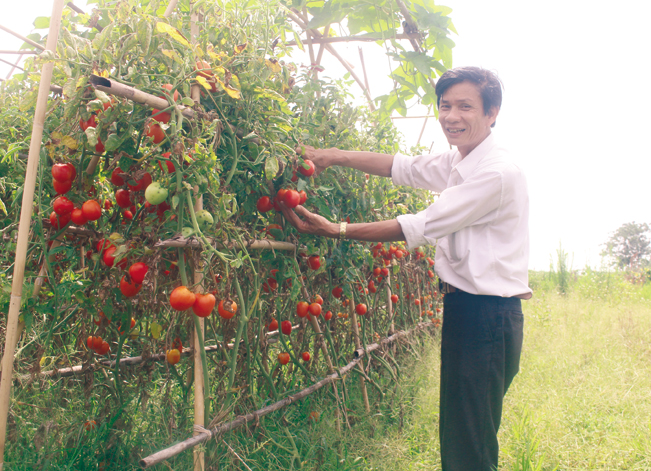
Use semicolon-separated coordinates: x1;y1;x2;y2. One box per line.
339;221;347;240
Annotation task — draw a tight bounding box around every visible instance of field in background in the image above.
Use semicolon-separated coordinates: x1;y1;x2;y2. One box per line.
332;270;651;470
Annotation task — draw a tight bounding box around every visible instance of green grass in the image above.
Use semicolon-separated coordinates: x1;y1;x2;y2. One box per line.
330;273;651;470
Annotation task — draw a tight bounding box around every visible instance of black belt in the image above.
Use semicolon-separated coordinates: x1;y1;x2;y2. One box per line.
439;280;465;295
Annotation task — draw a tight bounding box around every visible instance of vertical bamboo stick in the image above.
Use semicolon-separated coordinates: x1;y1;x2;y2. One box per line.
348;295;370;413
0;1;65;468
189;10;205;471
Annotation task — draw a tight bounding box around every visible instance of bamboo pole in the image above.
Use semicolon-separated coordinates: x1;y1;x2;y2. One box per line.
154;236;296;251
285;33;419;46
0;1;65;468
189;12;205;470
140;322;436;468
0;58;23;70
0;50;39;55
0;25;45;51
88;75;200;120
164;0;180;18
348;294;370;413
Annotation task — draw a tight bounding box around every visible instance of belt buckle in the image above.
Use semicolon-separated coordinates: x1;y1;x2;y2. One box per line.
439;280;452;295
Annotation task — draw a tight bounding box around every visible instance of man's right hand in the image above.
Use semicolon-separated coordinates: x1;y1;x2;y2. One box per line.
295;144;335;176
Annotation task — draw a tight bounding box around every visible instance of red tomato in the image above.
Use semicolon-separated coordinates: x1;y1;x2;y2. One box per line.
79;115;97;131
82;200;102;221
301;351;311;362
391;294;399;304
128;172;152;192
145;122;165;144
427;257;435;266
218;299;238;319
128;262;149;284
195;60;213;79
169;286;196;311
415;299;421;306
298;159;315;177
70;208;87;226
123;210;133;220
307;255;321;270
395;250;404;259
120;276;142;297
53;179;72;194
308;302;322;317
324;310;333;321
53;196;74;215
102;246;117;267
312;294;323;305
296;301;309;318
49;211;71;229
381;267;389;277
298;190;307;205
192;293;216;317
281;320;292;335
115;189;132;208
283;189;300;208
427;270;435;279
97;340;110;355
355;303;368;316
152;84;178;123
110;167;125;186
256;196;274;213
262;277;278;293
52;162;77;183
332;286;343;299
267;318;279;332
373;267;381;277
278;352;290;365
368;280;377;293
95;138;105;154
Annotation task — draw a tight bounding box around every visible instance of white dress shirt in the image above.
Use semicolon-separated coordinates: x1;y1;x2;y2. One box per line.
392;133;532;299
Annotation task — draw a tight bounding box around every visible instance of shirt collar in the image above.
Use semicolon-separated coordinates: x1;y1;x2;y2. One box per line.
452;133;497;181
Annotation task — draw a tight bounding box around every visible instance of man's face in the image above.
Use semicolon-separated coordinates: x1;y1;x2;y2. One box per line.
438;81;498;157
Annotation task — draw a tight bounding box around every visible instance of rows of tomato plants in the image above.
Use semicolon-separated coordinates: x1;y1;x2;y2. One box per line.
0;0;453;468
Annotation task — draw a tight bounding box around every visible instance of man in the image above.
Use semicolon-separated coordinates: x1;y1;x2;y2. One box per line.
279;66;531;471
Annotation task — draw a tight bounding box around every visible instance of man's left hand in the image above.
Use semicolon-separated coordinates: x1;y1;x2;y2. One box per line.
278;204;338;238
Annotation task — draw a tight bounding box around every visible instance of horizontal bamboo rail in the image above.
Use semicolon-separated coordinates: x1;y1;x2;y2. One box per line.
139;321;436;468
285;33;421;46
0;50;39;55
17;325;300;381
154;236;296;252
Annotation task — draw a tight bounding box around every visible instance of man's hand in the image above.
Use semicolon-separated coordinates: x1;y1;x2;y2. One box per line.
278;203;338;238
295;144;336;176
279;201;407;243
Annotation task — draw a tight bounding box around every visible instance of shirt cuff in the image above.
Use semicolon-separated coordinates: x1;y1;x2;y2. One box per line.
391;152;411;187
396;213;429;250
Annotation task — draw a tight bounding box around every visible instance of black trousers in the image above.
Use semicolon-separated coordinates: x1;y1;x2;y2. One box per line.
439;291;524;471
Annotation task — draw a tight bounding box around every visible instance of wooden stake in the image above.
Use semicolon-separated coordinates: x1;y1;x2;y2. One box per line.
0;1;65;468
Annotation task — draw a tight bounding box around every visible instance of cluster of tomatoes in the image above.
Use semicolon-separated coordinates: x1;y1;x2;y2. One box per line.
86;334;111;355
168;285;238;321
256;159;315;213
50;163;102;229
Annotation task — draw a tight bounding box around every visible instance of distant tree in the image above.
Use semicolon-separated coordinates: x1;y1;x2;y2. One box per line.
601;222;651;270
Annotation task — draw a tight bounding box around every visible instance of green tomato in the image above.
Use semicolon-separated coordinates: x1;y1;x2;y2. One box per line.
195;210;214;228
145;182;168;205
182;227;195;237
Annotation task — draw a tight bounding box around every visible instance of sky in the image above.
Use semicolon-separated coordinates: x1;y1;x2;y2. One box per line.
2;0;650;270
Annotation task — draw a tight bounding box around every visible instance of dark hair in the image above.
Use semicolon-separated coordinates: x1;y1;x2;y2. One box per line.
435;67;503;127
